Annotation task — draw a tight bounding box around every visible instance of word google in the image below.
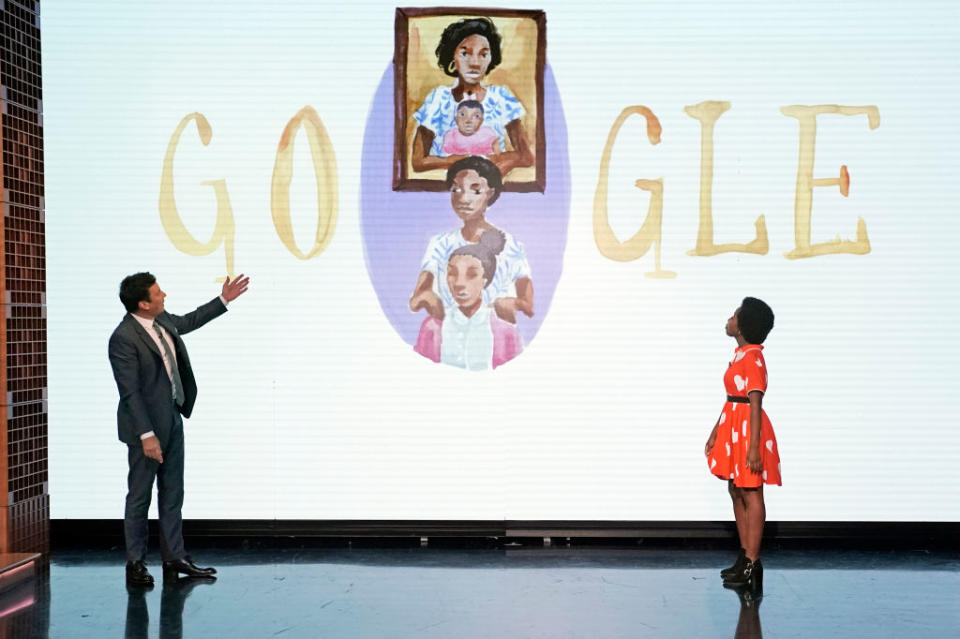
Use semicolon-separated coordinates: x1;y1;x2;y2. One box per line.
160;102;878;279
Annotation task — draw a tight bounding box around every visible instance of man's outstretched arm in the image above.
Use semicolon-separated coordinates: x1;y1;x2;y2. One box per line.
168;274;250;335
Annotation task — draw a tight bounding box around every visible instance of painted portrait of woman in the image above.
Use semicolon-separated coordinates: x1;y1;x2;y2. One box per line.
394;9;545;191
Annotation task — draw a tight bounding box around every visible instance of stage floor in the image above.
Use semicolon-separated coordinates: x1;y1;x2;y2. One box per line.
6;545;959;637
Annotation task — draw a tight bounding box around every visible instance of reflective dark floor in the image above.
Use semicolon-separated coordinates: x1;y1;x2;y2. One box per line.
3;545;957;638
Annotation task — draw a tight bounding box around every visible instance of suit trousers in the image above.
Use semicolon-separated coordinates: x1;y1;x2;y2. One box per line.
124;410;186;562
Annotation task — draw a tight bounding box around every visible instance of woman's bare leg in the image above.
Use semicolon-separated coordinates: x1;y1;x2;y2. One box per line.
728;480;747;548
741;486;766;561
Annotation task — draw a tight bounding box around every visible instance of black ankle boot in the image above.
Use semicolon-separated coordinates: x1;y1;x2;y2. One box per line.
723;558;763;594
720;547;747;580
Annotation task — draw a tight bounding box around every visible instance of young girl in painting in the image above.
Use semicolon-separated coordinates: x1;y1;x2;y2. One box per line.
442;100;500;156
414;230;522;370
704;297;780;594
409;156;533;325
411;17;534;177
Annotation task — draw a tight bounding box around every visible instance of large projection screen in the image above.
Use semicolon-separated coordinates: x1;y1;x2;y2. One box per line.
45;1;959;522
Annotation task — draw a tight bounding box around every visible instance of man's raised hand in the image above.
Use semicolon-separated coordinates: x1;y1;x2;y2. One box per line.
221;274;250;303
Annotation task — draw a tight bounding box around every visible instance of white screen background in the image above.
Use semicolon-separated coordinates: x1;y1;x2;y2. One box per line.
43;1;960;521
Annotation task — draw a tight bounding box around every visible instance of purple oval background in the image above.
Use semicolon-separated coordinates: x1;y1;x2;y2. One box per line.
360;64;570;347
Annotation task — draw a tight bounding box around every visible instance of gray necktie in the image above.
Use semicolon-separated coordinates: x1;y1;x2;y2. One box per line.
153;321;185;406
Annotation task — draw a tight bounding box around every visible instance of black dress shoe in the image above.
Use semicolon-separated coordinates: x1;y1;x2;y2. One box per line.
126;560;155;587
162;556;217;580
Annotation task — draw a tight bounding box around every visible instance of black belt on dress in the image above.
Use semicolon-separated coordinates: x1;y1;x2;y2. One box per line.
726;395;749;404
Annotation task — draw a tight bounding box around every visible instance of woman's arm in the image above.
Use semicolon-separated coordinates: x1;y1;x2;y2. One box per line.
492;276;534;323
489;119;534;177
514;276;534;317
705;417;721;456
411;126;467;173
746;391;764;473
409;270;444;320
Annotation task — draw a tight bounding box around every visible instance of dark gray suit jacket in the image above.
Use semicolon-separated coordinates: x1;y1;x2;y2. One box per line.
108;298;227;447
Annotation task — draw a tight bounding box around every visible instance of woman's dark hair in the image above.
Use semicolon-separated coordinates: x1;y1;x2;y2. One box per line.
445;155;503;206
119;272;156;312
457;99;484;117
449;230;506;287
738;297;775;344
435;17;503;78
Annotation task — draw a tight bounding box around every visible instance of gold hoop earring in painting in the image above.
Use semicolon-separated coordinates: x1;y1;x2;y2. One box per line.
447;60;457;74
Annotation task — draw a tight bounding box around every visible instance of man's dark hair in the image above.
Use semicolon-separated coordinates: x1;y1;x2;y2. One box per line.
119;272;156;313
739;297;775;344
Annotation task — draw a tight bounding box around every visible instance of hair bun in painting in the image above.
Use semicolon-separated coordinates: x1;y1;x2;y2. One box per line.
478;229;506;256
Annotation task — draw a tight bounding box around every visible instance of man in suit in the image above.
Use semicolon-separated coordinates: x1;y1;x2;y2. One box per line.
109;272;249;586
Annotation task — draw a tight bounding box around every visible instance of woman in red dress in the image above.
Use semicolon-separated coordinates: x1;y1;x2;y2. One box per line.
705;297;778;594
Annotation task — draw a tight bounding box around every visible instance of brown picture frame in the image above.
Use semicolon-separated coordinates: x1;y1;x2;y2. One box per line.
393;7;546;192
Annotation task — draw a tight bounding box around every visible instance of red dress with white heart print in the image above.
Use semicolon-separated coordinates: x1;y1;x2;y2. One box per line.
706;344;782;487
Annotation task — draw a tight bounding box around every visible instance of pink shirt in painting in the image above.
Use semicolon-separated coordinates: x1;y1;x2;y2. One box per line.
441;126;500;156
414;311;522;370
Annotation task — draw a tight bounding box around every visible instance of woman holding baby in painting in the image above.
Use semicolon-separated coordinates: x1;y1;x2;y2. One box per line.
409;17;534;179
